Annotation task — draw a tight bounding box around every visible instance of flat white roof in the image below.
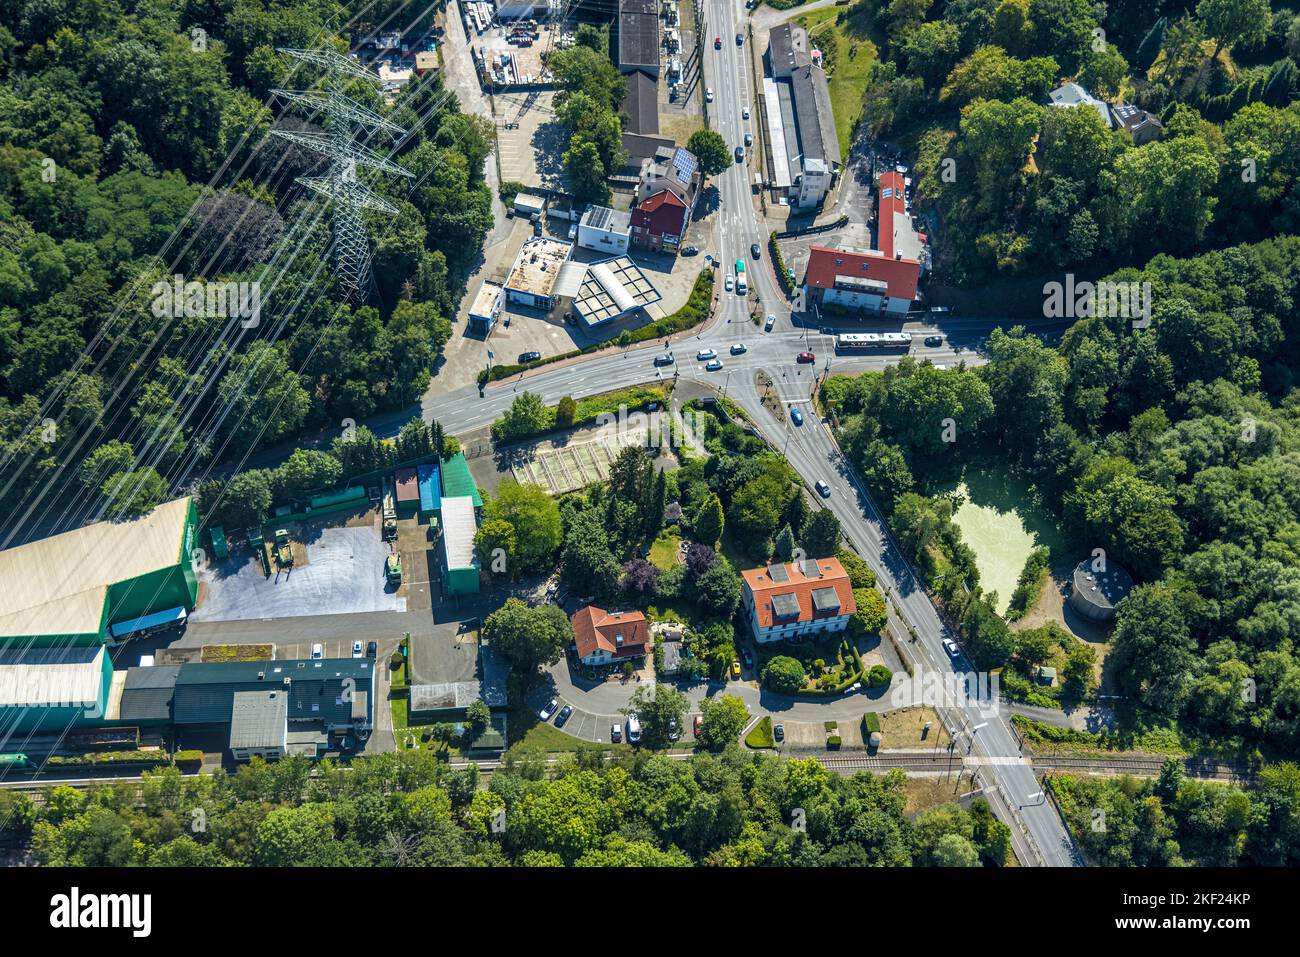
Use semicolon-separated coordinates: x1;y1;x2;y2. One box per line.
442;496;479;572
470;280;502;319
763;77;791;188
0;645;104;709
0;497;192;637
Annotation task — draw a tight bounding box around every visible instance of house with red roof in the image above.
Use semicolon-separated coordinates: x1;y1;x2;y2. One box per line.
570;605;650;665
630;145;701;253
741;557;856;644
804;170;923;316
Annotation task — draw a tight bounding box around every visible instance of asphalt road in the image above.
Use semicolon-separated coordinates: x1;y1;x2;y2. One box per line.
415;0;1079;866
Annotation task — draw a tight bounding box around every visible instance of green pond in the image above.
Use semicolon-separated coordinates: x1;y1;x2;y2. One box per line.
939;468;1069;615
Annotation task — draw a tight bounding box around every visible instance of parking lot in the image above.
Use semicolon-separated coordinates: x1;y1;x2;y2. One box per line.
190;518;405;623
494;89;565;190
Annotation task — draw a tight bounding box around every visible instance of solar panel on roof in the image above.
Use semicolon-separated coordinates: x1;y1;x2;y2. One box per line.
768;563;789;582
672;148;696;183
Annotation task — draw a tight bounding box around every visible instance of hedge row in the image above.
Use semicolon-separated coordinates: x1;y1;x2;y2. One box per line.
769;231;795;298
46;751;171;768
862;712;882;735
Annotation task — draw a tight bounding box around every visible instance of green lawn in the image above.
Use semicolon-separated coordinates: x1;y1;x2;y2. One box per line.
517;721;624;752
649;529;683;571
745;716;776;749
797;6;881;159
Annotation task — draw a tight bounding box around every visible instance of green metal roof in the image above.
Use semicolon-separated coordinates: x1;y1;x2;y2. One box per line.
439;453;482;507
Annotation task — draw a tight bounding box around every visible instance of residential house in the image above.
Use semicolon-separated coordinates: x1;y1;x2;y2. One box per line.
571;606;650;665
741;557;857;644
1048;82;1114;128
631;146;701;253
1110;102;1163;145
577;205;632;255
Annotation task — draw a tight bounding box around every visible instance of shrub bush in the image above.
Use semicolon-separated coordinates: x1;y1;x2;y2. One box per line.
826;735;841;749
867;664;893;688
863;712;882;735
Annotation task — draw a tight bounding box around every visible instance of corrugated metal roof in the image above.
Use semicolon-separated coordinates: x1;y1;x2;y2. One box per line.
418;463;441;514
0;645;104;708
229;689;288;749
172;658;372;726
442;496;479;572
0;497;192;638
117;665;180;722
439;453;482;507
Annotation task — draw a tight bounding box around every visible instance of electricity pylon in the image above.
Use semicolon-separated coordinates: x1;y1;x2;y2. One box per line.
271;46;413;301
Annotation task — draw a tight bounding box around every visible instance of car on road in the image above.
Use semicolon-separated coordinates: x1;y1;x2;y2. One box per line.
790;407;803;426
705;358;723;371
539;698;559;721
773;723;785;742
924;335;943;347
714;36;721;48
626;714;642;744
929;305;952;316
669;719;681;741
610;723;622;743
705;87;714;102
734;145;744;163
682;245;699;256
742;649;754;669
744;132;753;147
518;350;541;363
725;275;734;291
815;479;831;497
366;641;377;658
943;638;961;659
693;714;703;736
653;353;675;366
731;659;742;679
352;640;363;658
742;106;750;119
696;348;717;361
736;33;744;45
311;643;323;660
750;242;760;258
730;342;747;354
797;351;815;363
765;314;776;331
555;704;573;727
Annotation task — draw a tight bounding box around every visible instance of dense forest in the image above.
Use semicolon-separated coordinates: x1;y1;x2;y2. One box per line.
0;748;1015;866
853;0;1300;280
0;1;487;534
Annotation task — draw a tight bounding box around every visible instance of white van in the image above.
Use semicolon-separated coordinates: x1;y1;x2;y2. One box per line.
311;643;324;659
626;714;642;744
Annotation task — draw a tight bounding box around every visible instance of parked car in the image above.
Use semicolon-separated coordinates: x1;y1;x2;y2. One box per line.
693;714;703;736
943;638;961;659
734;145;744;163
924;334;943;347
610;723;622;743
311;643;323;660
539;697;559;721
518;350;541;362
736;32;743;45
352;640;363;658
730;342;747;354
555;704;573;727
567;224;577;240
765;314;776;331
653;352;675;366
669;719;681;741
696;348;717;361
744;132;753;147
742;106;750;119
705;358;723;371
705;87;714;102
815;480;831;497
797;351;816;363
750;242;760;258
366;641;377;658
774;723;785;742
682;245;699;256
742;649;754;669
790;407;804;426
626;714;642;744
731;660;742;680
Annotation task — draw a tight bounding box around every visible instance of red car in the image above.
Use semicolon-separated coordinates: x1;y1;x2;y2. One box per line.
714;36;722;49
797;351;816;363
693;714;703;736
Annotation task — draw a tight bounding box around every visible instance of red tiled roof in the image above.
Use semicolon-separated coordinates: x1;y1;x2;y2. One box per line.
877;170;907;260
741;558;857;630
631;189;689;240
805;245;919;302
571;606;649;659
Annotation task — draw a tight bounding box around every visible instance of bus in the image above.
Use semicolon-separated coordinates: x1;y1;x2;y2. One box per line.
836;332;913;352
734;259;747;294
0;754;29;770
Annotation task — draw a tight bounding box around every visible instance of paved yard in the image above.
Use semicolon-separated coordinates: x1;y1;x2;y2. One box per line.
494;89;565;190
191;520;405;623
